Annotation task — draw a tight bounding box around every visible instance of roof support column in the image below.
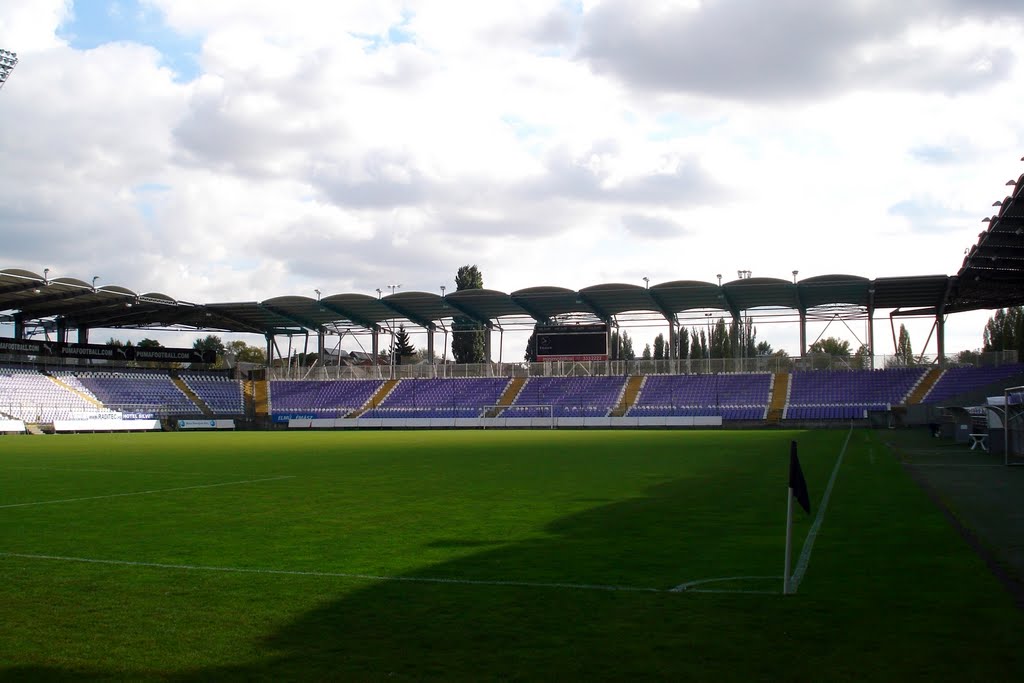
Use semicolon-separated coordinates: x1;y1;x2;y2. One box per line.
77;325;89;344
731;312;741;371
13;314;24;340
56;318;67;344
867;314;875;370
484;323;492;371
265;334;273;370
936;314;946;367
317;330;326;371
867;288;876;370
427;324;435;364
798;310;807;358
668;320;677;361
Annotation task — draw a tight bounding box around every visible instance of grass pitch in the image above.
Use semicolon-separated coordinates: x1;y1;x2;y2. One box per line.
0;429;1022;680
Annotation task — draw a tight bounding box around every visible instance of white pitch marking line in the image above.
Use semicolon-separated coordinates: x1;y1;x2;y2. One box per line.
0;551;663;594
670;576;780;592
0;476;296;510
788;426;852;594
3;466;258;477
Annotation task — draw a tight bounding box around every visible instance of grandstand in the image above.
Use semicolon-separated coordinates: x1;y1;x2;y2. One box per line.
2;165;1024;432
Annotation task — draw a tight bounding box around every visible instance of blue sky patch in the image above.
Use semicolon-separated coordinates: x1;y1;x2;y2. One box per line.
57;0;202;82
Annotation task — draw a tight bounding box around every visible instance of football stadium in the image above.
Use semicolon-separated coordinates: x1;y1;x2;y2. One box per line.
4;8;1024;678
2;167;1024;679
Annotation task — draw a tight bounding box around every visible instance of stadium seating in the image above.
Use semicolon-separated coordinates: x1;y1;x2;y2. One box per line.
269;379;384;416
921;364;1024;404
66;370;196;414
179;373;244;414
508;376;627;417
360;377;510;419
784;368;925;420
0;366;104;422
627;373;772;420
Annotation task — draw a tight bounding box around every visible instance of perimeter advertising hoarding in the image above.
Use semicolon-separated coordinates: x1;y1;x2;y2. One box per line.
0;337;217;364
536;324;609;361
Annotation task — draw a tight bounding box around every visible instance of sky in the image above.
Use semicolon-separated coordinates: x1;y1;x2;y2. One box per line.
0;0;1022;361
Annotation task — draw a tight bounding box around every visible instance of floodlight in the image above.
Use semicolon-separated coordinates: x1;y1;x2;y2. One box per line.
0;49;18;91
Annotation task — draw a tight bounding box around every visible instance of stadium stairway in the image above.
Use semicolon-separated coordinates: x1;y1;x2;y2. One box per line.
46;374;105;409
172;377;214;417
485;377;527;417
348;379;399;417
252;380;269;416
906;367;943;404
610;375;645;417
766;372;789;423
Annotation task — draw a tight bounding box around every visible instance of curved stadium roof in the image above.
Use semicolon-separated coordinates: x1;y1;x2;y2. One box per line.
2;171;1023;337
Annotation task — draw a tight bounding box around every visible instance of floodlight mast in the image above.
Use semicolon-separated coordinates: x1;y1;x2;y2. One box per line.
0;49;18;91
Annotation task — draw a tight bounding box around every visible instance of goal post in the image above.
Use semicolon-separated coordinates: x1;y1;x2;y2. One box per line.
1004;386;1024;466
482;404;555;429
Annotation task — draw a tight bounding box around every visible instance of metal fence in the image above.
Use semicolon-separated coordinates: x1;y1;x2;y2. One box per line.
265;351;1020;381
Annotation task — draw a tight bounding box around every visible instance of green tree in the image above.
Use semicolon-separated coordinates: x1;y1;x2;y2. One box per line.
620;331;635;360
851;344;871;369
653;333;665;360
755;340;773;356
955;349;981;366
890;324;914;367
193;334;226;368
137;338;162;349
451;265;486;363
678;325;689;359
392;325;415;365
642;343;652;360
808;337;851;357
226;340;266;365
983;306;1024;356
524;326;538;362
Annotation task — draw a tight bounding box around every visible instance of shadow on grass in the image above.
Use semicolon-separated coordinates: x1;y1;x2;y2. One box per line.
5;477;753;681
147;475;791;681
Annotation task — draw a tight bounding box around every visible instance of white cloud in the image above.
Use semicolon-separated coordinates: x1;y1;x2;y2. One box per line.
0;0;1020;358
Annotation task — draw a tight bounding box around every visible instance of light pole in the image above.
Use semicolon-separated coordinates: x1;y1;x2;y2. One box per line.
91;276;100;291
792;270;798;284
387;284;401;376
705;312;714;373
0;49;17;91
717;273;722;287
314;288;321;301
643;277;649;289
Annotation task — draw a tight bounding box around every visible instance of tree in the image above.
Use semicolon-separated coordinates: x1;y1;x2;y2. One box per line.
642;343;652;360
851;344;871;370
955;349;981;366
451;265;486;363
890;324;914;367
138;338;162;349
808;337;851;357
226;340;266;365
620;331;635;360
193;334;226;356
653;333;665;360
524;326;538;362
755;340;773;356
983;306;1024;356
678;325;689;360
392;325;415;364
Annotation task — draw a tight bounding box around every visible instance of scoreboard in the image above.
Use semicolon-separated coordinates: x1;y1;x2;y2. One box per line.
536;324;608;361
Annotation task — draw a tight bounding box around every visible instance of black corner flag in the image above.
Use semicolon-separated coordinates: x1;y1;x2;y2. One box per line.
789;441;811;514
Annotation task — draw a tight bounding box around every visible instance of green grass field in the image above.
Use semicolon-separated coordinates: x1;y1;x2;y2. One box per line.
1;429;1022;680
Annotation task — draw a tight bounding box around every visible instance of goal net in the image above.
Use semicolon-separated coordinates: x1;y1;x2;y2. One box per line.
482;404;555;429
1004;385;1024;466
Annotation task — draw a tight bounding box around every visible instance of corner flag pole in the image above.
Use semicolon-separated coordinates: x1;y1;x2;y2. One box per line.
784;485;794;594
784;440;811;595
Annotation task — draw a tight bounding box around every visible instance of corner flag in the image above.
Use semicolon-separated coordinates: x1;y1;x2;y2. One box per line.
789;441;811;514
784;440;812;595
